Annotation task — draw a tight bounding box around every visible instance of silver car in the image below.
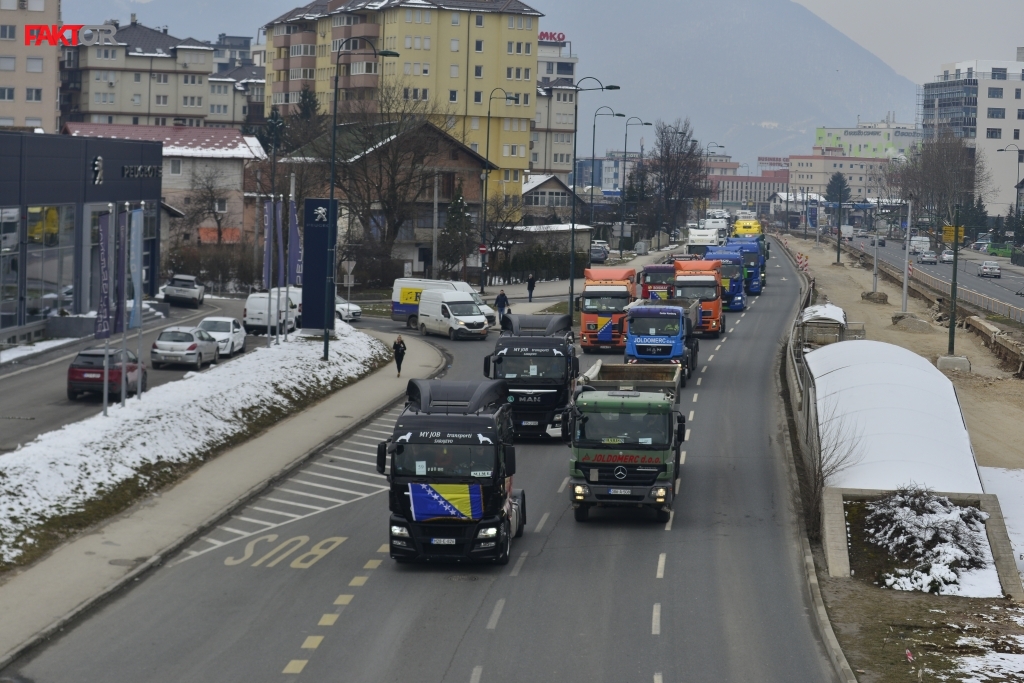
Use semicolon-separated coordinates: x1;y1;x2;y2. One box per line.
977;261;1001;278
151;326;220;370
940;250;955;264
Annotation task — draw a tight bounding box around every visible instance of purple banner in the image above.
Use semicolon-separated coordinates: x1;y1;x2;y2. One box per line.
289;200;301;286
263;201;272;289
113;210;127;334
128;209;144;329
275;200;285;288
94;213;111;340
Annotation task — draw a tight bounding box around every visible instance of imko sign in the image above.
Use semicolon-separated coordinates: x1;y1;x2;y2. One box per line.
24;24;117;46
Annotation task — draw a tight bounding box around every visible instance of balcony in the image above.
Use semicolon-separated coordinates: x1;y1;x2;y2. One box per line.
332;22;379;42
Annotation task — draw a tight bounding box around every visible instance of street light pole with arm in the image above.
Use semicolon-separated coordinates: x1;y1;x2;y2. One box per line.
620;116;651;258
480;87;517;295
591;106;625;227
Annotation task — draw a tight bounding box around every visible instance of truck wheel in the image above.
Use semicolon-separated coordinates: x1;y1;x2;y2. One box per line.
573;505;589;522
495;520;511;565
514;490;526;538
655;508;671;524
407;316;417;329
680;371;687;388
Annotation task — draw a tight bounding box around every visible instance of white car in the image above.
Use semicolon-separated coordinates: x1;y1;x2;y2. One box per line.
977;261;1001;278
940;250;955;264
151;326;220;370
335;296;362;322
163;274;205;308
198;317;247;356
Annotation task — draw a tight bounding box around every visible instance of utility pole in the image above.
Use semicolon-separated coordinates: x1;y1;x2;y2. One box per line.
948;204;961;355
902;199;912;312
432;173;439;279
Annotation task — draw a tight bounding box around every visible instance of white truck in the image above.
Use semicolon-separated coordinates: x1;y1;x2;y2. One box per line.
163;274;205;308
686;228;721;257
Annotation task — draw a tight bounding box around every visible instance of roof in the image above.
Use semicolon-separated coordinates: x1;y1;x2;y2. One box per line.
804;340;982;494
522;174;553;194
112;22;181;55
331;0;542;16
267;0;330;26
214;64;266;86
801;304;846;326
512;223;593;233
62;124;266;160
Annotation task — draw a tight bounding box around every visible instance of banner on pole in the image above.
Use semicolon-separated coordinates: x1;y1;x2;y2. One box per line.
276;200;285;288
262;201;272;289
289;200;301;286
94;212;111;340
128;209;144;329
301;198;335;330
113;209;127;334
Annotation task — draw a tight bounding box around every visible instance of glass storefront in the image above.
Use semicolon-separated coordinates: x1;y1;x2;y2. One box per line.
1;207;17;330
24;205;76;324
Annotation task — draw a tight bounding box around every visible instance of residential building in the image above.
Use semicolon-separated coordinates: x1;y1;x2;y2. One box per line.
788;150;889;201
521;173;586;224
921;48;1024;215
0;0;60;131
208;34;253;73
814;114;922;159
574;151;638;196
707;153;738;177
530;33;576;181
60;16;257;130
209;64;266;128
264;0;540;200
711;169;789;214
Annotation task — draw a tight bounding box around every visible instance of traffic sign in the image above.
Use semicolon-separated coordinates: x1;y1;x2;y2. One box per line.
942;226;965;243
341;260;357;275
478;244;487;255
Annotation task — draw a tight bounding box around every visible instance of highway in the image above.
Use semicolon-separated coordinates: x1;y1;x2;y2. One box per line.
7;246;837;683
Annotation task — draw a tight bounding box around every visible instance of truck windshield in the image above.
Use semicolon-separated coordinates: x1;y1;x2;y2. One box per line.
675;284;719;301
448;302;481;317
496;356;565;380
643;272;674;285
720;264;741;279
629;317;680;336
393;444;496;478
742;254;759;268
583;294;629;313
577;412;670;447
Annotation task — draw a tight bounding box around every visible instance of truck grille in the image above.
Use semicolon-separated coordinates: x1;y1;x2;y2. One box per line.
583;463;665;486
636;344;672;356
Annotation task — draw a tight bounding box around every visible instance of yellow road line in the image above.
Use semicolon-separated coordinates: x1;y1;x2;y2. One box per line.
364;559;382;569
349;576;368;586
282;660;307;674
301;636;324;649
334;594;354;605
319;614;339;626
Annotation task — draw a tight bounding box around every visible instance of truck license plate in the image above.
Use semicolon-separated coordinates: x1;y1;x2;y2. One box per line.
521;421;539;426
431;538;456;545
608;488;631;495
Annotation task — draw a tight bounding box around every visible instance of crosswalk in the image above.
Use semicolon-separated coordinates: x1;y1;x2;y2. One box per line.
171;405;404;565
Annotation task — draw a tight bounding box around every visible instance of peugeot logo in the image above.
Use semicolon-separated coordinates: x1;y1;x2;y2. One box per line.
613;466;627;480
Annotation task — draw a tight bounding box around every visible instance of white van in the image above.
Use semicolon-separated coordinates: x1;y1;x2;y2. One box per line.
268;287;303;327
417;290;489;340
391;278;496;328
243;291;297;335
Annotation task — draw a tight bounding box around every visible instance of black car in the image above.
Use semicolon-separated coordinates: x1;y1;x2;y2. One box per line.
870;237;886;247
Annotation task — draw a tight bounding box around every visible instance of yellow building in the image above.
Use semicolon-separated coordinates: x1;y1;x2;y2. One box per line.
265;0;540;200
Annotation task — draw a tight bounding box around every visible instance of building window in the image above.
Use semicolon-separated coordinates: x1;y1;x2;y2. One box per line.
523;93;530;106
988;87;1004;99
414;37;421;49
475;40;483;52
156;95;167;105
450;39;459;52
988;108;1006;119
25;87;41;101
992;67;1007;80
449;89;457;102
507;41;513;55
131;93;141;105
516;42;523;54
406;9;412;22
170;159;182;175
1018;109;1024;120
451;12;459;25
1016;89;1022;100
0;25;15;40
450;64;458;78
471;116;479;129
506;67;512;80
503;144;510;157
155;73;168;84
470;142;479;152
986;128;1002;139
474;65;482;78
525;43;531;55
1014;129;1020;140
475;14;483;27
473;91;482;103
26;57;42;72
0;87;13;101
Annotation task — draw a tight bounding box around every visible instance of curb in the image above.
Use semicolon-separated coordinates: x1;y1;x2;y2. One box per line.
0;334;451;671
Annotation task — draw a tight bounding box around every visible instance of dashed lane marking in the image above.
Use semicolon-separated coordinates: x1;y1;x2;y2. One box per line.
534;512;550;533
692;393;698;403
334;594;353;605
728;328;734;333
688;411;694;421
652;603;662;635
654;674;664;683
715;344;721;351
664;511;674;531
510;552;528;577
707;355;714;361
741;312;746;317
656;553;666;579
349;576;368;587
685;429;691;441
486;598;506;630
558;476;569;494
282;660;307;674
470;666;484;683
674;478;680;495
696;378;702;386
301;636;323;649
364;559;382;569
680;450;686;465
319;614;339;626
701;365;707;373
377;544;389;553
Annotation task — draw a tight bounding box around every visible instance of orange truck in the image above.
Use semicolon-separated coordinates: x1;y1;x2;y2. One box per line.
577;267;636;352
674;260;724;338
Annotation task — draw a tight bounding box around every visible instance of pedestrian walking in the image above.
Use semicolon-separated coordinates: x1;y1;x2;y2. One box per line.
393;335;407;378
527;274;536;302
495;289;510;322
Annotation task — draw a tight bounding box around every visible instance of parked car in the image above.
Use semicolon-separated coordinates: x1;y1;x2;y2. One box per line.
918;251;938;264
67;348;147;401
243;291;296;335
198;317;247;357
151;326;220;369
978;261;1002;278
589;246;609;263
335;295;362;322
940;249;955;264
163;274;205;308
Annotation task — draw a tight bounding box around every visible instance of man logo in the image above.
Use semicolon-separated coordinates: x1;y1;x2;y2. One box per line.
314;206;328;222
92;156;104;186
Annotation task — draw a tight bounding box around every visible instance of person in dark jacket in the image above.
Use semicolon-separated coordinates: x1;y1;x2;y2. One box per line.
393;335;407;377
495;290;510;321
527;274;536;302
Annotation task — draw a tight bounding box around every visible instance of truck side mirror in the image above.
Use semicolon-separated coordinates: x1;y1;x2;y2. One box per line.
376;441;388;474
505;446;517;476
483;356;491;377
574;296;581;312
571;357;579;377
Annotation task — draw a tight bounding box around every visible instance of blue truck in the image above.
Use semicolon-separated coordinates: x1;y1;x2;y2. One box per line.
726;236;767;291
623;299;701;381
705;248;747;311
726;239;763;294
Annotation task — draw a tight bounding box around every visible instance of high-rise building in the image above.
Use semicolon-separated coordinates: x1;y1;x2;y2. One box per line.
264;0;541;199
0;0;60;131
530;33;576;182
815;115;922;160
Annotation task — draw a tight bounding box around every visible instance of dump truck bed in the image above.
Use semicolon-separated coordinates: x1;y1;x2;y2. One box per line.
580;360;681;399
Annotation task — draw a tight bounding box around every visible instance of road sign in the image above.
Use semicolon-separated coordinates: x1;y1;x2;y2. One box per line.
942;226;965;243
478;244;487;254
341;260;357;275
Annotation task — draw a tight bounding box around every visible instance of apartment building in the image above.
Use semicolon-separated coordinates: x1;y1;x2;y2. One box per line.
530;34;576;182
789;151;888;200
0;0;60;131
60;17;258;129
921;48;1024;215
264;0;540;199
711;170;789;214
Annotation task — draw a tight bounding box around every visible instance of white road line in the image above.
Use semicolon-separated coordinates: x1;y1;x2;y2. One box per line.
696;378;702;386
664;511;674;531
486;599;506;630
656;553;666;579
701;365;707;373
290;479;370;497
534;512;550;533
688;410;694;421
218;526;250;536
707;355;714;361
202;537;226;546
324;455;377;467
654;674;663;683
721;336;727;341
303;471;388;490
510;552;528;577
470;666;484;683
652;603;661;635
741;312;746;317
315;462;385;478
736;319;742;325
715;344;721;351
250;506;301;519
728;328;734;333
335;447;377;458
684;429;691;441
360;427;393;436
674;478;680;495
680;450;686;465
277;488;351;504
692;393;698;403
557;476;569;494
234;516;275;527
264;497;327;511
346;440;382;450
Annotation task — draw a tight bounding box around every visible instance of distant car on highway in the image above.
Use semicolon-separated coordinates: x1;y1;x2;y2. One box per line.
335;295;362;322
198;317;247;357
918;251;938;265
940;250;955;264
151;326;220;370
869;237;886;247
163;274;205;308
67;348;147;401
977;261;1002;278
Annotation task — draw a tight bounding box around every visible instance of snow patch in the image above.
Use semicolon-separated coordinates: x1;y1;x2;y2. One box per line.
954;635;1024;682
0;338;77;364
979;467;1024;583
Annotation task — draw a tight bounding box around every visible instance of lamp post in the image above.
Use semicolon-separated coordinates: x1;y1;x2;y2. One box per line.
738;162;749;214
998;145;1021;229
480;88;516;296
265;109;284;349
591;106;625;228
948;203;961;355
567;77;619;311
325;38;399;360
619;116;651;259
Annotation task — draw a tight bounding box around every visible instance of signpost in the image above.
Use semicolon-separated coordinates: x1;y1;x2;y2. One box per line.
942;225;965;244
341;260;356;304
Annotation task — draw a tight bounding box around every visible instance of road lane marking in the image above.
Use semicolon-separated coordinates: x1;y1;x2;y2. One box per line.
721;336;727;341
664;511;674;531
685;429;691;441
689;411;694;421
707;355;714;361
278;488;349;504
557;476;569;494
349;576;368;586
728;328;734;333
289;478;366;495
334;594;353;605
534;512;550;533
234;516;276;527
701;365;707;373
360;427;393;436
315;462;385;477
219;526;250;536
654;674;663;683
336;447;377;458
470;666;484;683
656;553;666;578
680;450;686;465
201;537;225;546
674;478;680;494
324;455;378;468
696;378;702;386
715;344;721;351
319;614;339;626
264;497;327;511
282;660;307;674
302;471;387;490
692;393;698;403
510;552;528;577
741;312;746;317
364;559;382;569
378;544;389;553
486;598;506;629
251;506;301;519
652;603;662;634
301;636;323;649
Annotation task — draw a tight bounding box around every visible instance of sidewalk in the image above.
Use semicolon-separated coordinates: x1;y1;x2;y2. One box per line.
0;330;444;668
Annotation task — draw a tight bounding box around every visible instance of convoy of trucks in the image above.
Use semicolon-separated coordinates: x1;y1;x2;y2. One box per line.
685;228;722;257
674;259;724;337
732;219;762;237
577;267;636;353
725;239;763;294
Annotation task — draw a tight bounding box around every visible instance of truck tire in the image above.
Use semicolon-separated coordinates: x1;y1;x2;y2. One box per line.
514;490;526;538
680;370;687;389
655;507;671;524
407;316;417;329
573;505;590;522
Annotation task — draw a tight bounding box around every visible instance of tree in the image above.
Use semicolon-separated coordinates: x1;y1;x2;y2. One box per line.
650;119;708;231
483;193;522;284
182;166;234;245
437;182;475;278
825;171;851;205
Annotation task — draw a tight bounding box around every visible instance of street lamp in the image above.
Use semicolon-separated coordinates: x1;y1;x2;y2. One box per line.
325;38;399;360
998;145;1021;227
480;87;516;295
591;106;625;227
567;77;619;311
619;116;651;258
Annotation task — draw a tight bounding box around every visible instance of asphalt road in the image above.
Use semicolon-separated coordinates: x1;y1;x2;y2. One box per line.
8;247;836;683
0;297;269;453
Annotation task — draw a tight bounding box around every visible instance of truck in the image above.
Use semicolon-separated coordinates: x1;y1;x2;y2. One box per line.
577;267;637;353
483;314;579;437
567;361;687;523
732;219;762;237
639;263;677;299
163;274;205;308
685;228;720;257
377;379;525;564
674;259;724;337
704;218;729;245
705;247;746;311
909;236;930;254
623;300;701;380
725;238;764;294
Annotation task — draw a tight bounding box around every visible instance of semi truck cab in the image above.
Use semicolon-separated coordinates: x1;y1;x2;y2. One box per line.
640;264;677;300
674;259;724;338
624;302;700;379
578;268;636;353
705;248;747;311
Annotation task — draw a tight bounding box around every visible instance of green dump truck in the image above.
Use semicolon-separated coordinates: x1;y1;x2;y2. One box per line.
566;361;686;523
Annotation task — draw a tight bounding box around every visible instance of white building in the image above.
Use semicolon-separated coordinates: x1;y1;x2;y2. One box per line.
531;34;577;182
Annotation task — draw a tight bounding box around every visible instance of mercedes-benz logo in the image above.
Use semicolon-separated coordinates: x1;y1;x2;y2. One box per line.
613;466;627;480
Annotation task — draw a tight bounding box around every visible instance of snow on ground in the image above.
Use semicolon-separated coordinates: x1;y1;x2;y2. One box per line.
0;320;388;564
980;467;1024;583
0;338;76;364
954;635;1024;682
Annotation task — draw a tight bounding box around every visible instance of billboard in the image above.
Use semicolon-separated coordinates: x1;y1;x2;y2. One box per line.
301;199;336;331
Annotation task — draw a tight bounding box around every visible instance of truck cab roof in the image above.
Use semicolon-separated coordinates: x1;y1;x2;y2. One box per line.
628;306;683;318
499;314;572;337
405;379;508;415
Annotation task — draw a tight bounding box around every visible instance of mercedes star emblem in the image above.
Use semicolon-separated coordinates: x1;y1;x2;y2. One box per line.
613;466;627;480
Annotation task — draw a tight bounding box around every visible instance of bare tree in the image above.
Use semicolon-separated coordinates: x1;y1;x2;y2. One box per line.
806;396;864;537
182;166;235;245
650;119;708;231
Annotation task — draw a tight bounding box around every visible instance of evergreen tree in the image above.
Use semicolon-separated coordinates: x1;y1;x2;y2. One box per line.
294;84;319;122
438;183;476;278
824;171;851;204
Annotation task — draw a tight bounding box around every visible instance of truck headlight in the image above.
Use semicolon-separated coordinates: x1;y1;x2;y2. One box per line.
476;526;498;539
390;525;410;537
651;487;668;498
573;484;589;500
